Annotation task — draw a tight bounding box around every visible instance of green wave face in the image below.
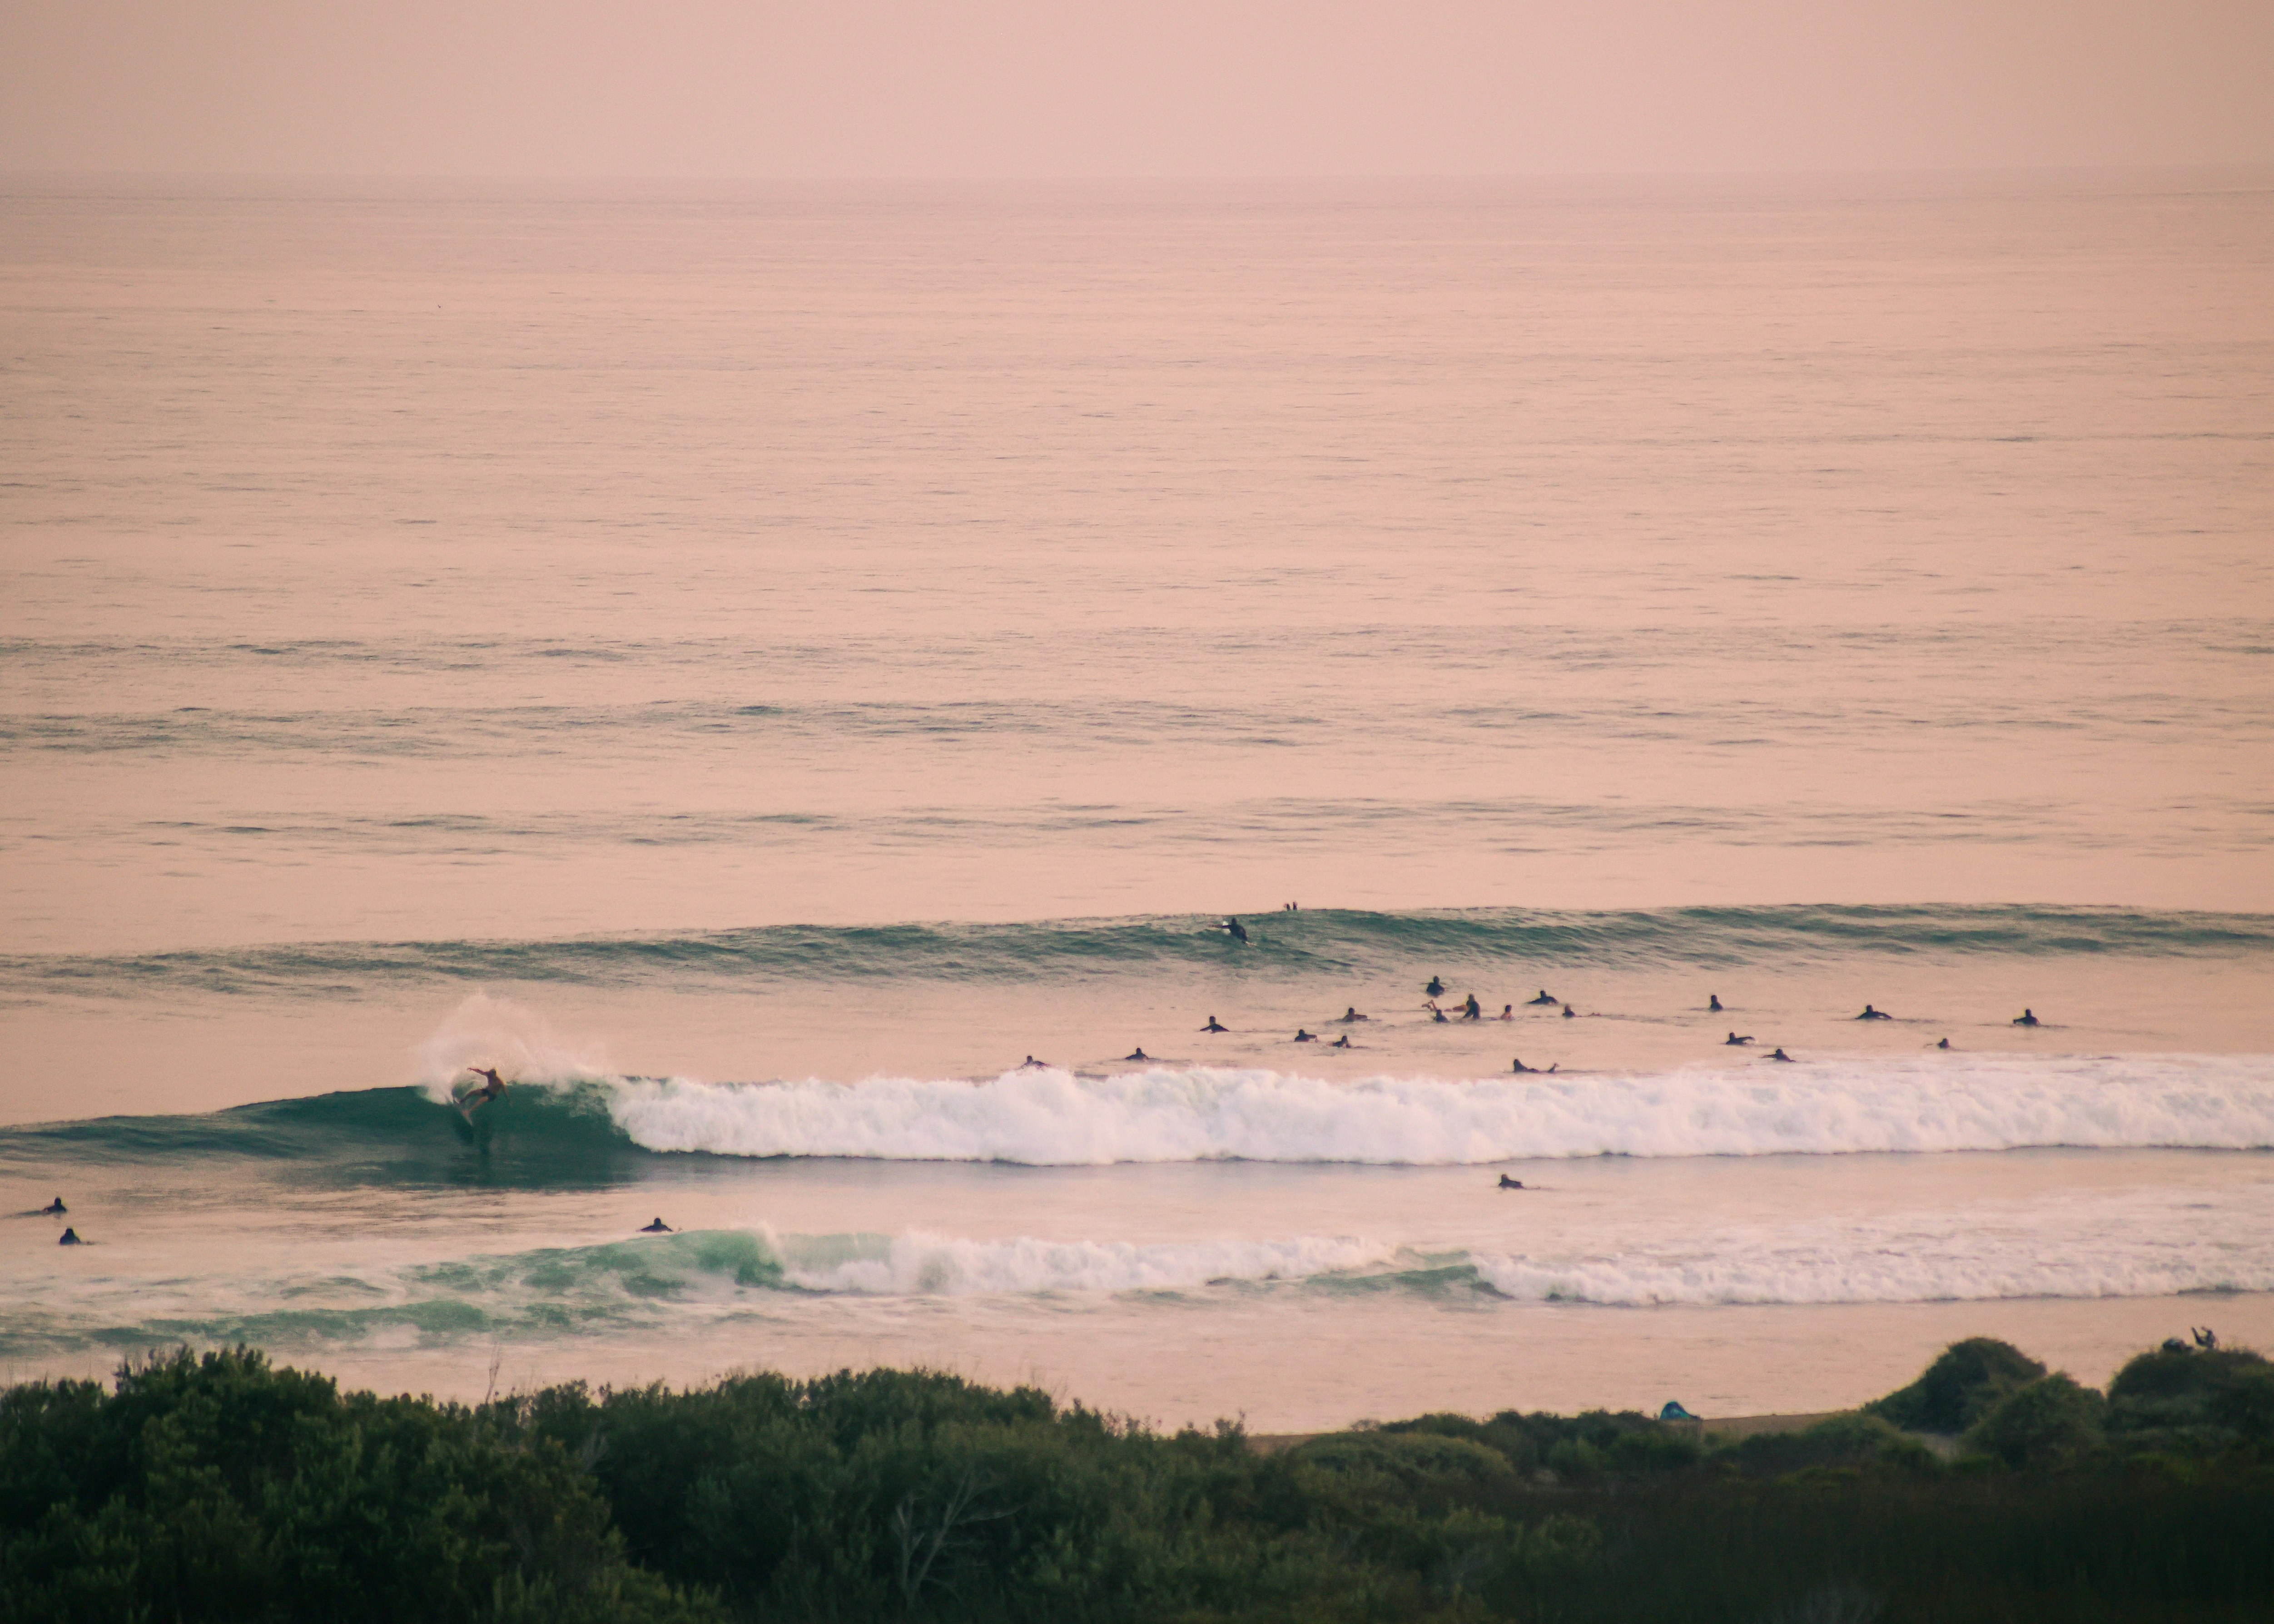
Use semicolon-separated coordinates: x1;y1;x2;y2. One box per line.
0;1082;650;1189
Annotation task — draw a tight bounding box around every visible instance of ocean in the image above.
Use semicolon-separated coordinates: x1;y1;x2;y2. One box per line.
3;171;2270;1429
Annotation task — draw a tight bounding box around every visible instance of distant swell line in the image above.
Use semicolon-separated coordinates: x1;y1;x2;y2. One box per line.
6;903;2274;1000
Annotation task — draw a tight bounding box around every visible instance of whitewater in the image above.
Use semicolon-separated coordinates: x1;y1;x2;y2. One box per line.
553;1057;2274;1165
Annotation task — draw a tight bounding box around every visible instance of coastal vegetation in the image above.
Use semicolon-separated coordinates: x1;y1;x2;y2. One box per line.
3;1337;2269;1622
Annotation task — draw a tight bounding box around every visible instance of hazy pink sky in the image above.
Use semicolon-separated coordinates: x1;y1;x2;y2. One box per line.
5;0;2272;178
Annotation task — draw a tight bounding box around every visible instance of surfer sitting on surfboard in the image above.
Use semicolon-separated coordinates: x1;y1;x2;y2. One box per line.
459;1066;509;1115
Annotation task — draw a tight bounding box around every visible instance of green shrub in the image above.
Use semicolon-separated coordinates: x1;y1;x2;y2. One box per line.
0;1347;715;1624
2106;1344;2274;1456
1289;1430;1515;1490
1607;1425;1704;1473
1863;1337;2045;1433
1723;1414;1938;1476
2212;1363;2274;1450
1963;1374;2106;1471
8;1341;2274;1623
1545;1436;1609;1480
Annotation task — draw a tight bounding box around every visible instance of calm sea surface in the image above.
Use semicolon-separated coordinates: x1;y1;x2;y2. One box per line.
2;173;2270;1425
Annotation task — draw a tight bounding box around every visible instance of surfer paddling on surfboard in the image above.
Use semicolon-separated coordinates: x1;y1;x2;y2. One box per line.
458;1066;509;1116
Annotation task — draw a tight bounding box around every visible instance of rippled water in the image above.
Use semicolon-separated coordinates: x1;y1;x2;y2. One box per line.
2;173;2269;1424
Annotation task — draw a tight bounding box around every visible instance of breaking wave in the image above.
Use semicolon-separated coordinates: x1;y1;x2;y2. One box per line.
6;1052;2270;1177
13;1188;2269;1362
603;1054;2274;1165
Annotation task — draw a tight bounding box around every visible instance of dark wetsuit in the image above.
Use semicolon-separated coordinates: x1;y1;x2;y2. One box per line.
640;1218;672;1234
1527;990;1557;1005
1498;1175;1524;1189
58;1228;83;1246
1202;1017;1227;1033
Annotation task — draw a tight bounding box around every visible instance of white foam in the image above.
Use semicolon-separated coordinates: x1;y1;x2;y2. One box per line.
757;1178;2274;1307
599;1054;2274;1165
1473;1179;2274;1305
774;1231;1394;1296
575;1182;2274;1307
414;992;612;1103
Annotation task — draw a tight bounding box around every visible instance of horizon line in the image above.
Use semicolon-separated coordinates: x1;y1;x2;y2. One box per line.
6;159;2274;194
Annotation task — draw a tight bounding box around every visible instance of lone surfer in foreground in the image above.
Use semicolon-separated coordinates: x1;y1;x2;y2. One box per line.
1124;1046;1150;1062
460;1066;509;1114
1222;917;1248;944
2013;1009;2040;1026
639;1218;673;1234
1201;1015;1228;1033
1497;1174;1525;1189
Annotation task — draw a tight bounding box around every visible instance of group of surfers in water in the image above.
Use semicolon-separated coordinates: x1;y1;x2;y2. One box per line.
1199;923;2046;1057
1089;981;2047;1074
